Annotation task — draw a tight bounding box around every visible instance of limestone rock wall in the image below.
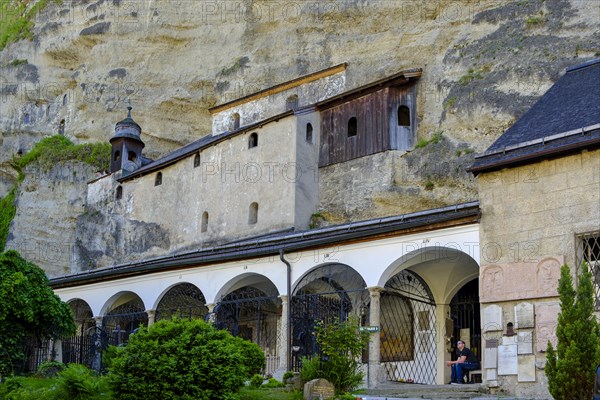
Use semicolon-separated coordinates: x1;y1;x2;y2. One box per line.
1;0;599;271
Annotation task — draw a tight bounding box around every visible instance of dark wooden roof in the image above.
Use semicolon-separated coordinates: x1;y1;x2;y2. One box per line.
470;58;600;174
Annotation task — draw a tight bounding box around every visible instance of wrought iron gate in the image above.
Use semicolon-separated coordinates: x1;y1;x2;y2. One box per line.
290;264;370;371
449;279;480;361
213;287;282;375
380;270;437;384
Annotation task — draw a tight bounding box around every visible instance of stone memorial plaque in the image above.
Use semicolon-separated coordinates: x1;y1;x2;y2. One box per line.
483;346;498;368
515;302;534;329
483;305;503;332
497;344;518;375
503;335;517;345
535;303;559;352
486;368;497;380
304;378;335;400
517;330;533;355
518;355;536;382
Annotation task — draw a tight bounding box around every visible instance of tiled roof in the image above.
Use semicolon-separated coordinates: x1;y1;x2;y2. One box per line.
470;58;600;174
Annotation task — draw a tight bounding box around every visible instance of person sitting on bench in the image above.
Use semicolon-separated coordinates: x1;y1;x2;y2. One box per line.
446;340;480;384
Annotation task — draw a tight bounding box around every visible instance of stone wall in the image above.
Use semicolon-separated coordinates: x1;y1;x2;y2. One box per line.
78;116;310;270
476;148;600;398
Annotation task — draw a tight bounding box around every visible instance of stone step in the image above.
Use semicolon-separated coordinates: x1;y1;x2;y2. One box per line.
358;382;489;399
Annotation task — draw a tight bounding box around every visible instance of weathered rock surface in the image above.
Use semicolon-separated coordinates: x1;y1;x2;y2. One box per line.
1;0;599;273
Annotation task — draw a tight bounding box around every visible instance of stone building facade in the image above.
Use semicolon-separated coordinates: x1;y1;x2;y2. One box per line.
44;59;600;398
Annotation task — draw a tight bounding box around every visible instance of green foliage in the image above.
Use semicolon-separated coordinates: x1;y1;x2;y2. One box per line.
54;364;108;400
239;386;303;400
0;187;17;251
414;131;444;149
262;378;284;388
301;317;369;394
232;335;266;377
545;263;600;400
0;0;59;51
249;374;264;388
282;371;294;381
424;181;434;191
35;361;66;378
458;65;490;86
0;250;76;376
108;318;264;400
13;135;111;173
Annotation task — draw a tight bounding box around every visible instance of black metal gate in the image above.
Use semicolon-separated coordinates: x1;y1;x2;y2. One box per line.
62;299;96;368
380;270;437;384
102;298;148;347
290;264;370;371
449;279;480;361
156;283;209;321
213;287;282;375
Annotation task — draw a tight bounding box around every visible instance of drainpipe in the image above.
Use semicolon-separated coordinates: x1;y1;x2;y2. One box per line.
279;249;292;371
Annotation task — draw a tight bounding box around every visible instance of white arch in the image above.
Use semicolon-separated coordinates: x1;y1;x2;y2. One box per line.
379;246;479;305
151;281;206;310
214;272;280;303
291;262;366;294
100;291;146;316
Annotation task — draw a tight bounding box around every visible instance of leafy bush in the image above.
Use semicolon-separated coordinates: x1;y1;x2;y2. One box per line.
54;364;107;400
301;317;368;394
13;135;111;173
0;250;76;375
262;378;284;388
0;187;17;251
249;374;264;388
108;318;264;400
36;361;66;378
282;371;294;381
232;335;266;377
546;263;600;399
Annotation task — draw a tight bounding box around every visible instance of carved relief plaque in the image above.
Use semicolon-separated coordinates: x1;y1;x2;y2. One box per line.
515;302;534;329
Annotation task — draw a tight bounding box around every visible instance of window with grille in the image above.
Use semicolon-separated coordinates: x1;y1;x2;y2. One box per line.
575;232;600;310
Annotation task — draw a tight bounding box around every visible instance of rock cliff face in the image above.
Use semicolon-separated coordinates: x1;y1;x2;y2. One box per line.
1;0;598;273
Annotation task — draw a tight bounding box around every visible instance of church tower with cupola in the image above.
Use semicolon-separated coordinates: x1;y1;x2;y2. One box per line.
109;106;145;174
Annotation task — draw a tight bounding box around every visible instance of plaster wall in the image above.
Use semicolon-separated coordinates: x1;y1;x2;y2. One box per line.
211;72;346;135
85;117;304;263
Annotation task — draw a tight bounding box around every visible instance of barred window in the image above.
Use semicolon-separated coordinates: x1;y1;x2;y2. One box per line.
575;232;600;310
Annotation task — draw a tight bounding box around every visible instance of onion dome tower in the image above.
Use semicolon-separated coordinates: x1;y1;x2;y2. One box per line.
109;106;145;173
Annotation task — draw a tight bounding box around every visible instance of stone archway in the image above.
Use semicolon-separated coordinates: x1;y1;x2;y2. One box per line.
155;282;208;321
290;263;369;371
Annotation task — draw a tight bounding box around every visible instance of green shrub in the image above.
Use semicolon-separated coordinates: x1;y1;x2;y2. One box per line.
249;374;264;388
300;317;368;394
0;187;17;251
546;263;600;399
262;378;284;388
108;317;264;400
232;335;266;378
54;364;107;400
36;361;66;378
282;371;294;381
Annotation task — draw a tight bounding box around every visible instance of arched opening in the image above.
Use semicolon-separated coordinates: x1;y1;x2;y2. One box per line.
347;117;357;137
201;211;209;233
248;202;258;225
62;299;95;367
213;276;281;375
127;151;137;162
24;113;30;124
58;119;65;135
380;269;436;384
102;293;148;346
306;123;313;143
114;150;121;162
398;105;411;127
193;152;200;168
231;113;240;130
156;283;208;321
449;279;481;364
115;186;123;200
62;94;67;106
290;263;369;371
155;172;162;186
248;132;258;149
